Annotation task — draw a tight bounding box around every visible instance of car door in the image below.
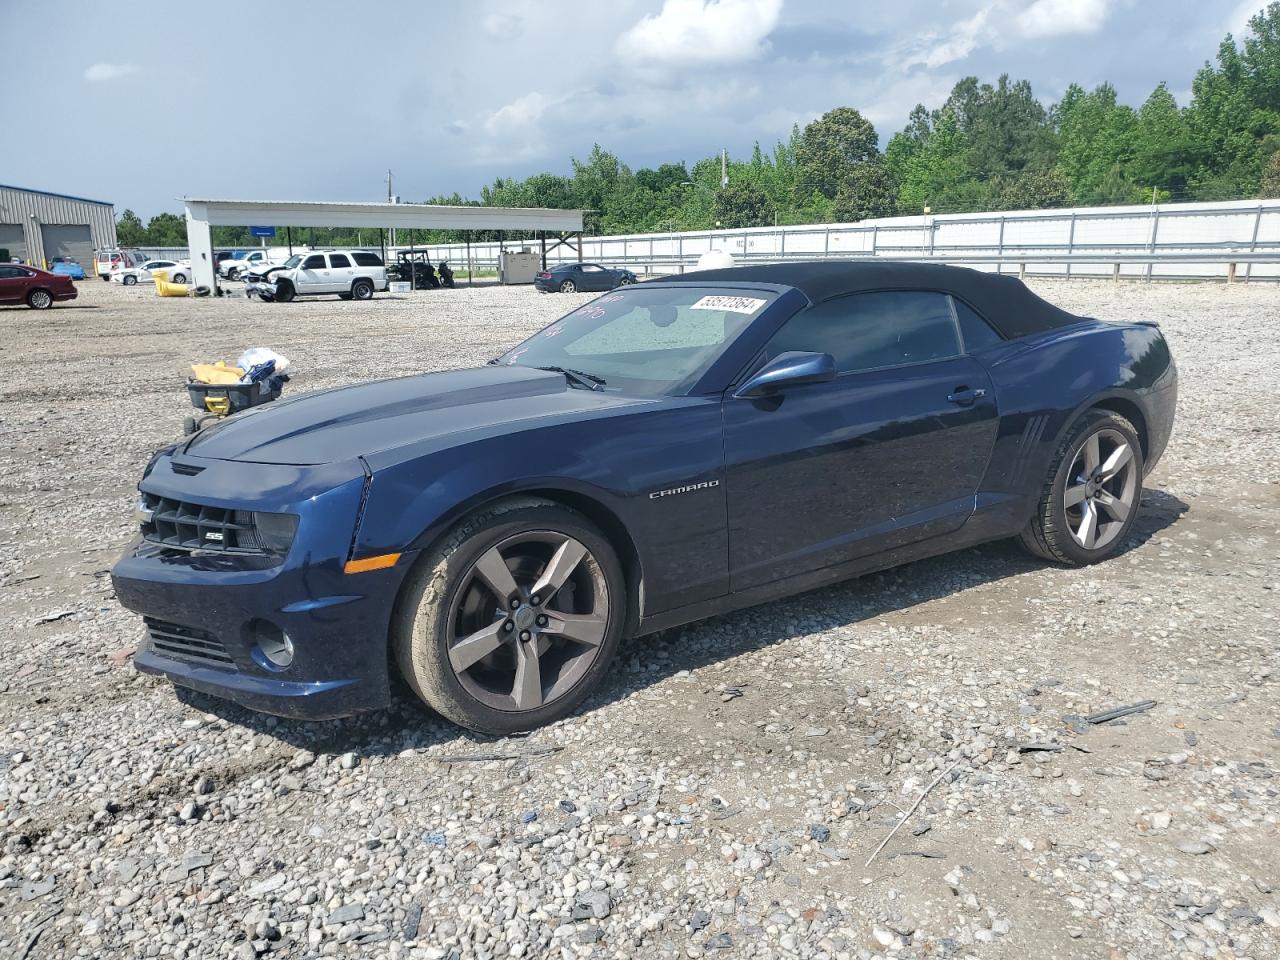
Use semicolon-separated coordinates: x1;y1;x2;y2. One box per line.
579;263;609;291
0;265;23;304
295;253;329;293
326;253;354;292
722;290;999;591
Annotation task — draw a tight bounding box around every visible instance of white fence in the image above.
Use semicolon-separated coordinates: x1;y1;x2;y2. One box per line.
413;198;1280;282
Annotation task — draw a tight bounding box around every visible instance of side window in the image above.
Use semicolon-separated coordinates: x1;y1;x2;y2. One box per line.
328;253;351;268
0;266;19;279
582;264;604;272
302;254;326;269
765;291;961;374
952;297;1004;351
352;252;383;267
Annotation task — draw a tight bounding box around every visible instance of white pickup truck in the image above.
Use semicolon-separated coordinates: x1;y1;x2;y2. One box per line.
219;250;284;280
244;250;388;302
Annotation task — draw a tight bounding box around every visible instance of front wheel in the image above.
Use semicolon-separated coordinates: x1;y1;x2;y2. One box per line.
27;289;53;309
123;274;138;286
273;281;295;303
393;498;625;734
351;279;373;300
559;280;576;293
226;268;239;280
1020;409;1144;566
618;275;635;285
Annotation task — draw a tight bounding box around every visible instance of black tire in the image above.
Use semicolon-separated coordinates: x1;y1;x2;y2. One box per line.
27;289;53;309
1020;409;1144;566
351;279;373;300
123;274;138;286
171;272;186;284
183;416;198;436
273;281;295;303
559;280;576;293
226;268;239;280
619;275;635;285
393;497;625;734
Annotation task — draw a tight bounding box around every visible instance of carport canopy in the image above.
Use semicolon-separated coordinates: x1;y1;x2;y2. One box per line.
183;199;585;290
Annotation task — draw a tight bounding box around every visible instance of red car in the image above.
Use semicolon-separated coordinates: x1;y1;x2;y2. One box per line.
0;264;78;309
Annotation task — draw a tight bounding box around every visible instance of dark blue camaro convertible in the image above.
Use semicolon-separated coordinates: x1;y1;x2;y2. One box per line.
112;262;1177;733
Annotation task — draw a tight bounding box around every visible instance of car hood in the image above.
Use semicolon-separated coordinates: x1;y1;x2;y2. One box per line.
183;365;650;466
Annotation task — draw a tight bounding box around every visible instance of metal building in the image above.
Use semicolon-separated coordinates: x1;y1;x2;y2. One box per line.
0;184;117;269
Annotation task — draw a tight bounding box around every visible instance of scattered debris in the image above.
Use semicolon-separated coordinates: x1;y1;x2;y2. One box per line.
1083;700;1157;725
866;758;964;867
439;745;563;764
35;610;74;625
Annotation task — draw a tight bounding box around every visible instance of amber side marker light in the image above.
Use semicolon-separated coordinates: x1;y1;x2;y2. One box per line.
344;553;401;574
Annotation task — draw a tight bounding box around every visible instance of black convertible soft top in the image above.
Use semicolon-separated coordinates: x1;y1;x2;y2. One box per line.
658;260;1083;340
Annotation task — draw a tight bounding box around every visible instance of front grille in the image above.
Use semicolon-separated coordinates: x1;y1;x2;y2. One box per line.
144;617;235;668
139;492;262;554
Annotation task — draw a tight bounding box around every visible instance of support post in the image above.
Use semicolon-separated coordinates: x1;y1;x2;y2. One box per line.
1228;262;1237;284
824;226;831;258
1019;262;1026;280
1112;262;1121;283
1245;204;1262;282
870;225;877;257
540;232;547;271
1145;207;1160;282
996;216;1005;275
577;232;583;263
1065;212;1076;280
184;202;217;292
466;235;472;287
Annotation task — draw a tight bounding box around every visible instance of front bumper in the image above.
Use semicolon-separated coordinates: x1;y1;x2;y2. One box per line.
111;452;413;719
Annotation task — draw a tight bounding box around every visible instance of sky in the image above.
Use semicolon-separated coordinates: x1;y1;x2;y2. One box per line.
0;0;1265;218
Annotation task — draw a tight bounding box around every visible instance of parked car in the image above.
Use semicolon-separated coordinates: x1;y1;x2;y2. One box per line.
244;250;387;302
0;263;78;308
534;262;637;293
113;259;192;285
48;257;87;280
112;262;1176;733
219;250;284;279
95;249;145;281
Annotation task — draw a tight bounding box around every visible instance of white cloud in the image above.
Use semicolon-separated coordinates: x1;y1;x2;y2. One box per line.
1016;0;1110;39
617;0;783;65
902;7;991;70
485;92;548;134
84;62;140;83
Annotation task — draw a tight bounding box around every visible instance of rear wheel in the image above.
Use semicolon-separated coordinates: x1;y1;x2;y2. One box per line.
619;275;635;285
123;274;138;286
393;498;624;734
27;289;53;309
1020;409;1143;566
171;272;187;283
352;279;373;300
559;279;576;293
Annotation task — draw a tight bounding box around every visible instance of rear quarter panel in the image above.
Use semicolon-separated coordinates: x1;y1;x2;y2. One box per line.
975;321;1176;527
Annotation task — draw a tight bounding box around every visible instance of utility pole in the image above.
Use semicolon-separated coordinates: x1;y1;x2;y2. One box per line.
720;149;728;189
386;169;395;248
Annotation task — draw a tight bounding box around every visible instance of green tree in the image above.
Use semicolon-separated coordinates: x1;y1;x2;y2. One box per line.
832;162;898;221
990;169;1071;210
116;209;146;246
713;180;773;228
795;107;879;199
893;109;971;211
1053;82;1143;203
1130;83;1198;195
145;212;187;246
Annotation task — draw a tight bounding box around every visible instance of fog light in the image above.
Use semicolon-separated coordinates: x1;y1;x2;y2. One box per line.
250;620;294;670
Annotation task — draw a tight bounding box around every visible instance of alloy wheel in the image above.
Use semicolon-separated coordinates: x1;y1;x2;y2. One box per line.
447;531;609;712
29;290;52;309
1064;428;1137;550
560;280;576;293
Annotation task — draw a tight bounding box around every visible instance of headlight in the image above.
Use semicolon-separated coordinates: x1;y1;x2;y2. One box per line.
248;512;299;555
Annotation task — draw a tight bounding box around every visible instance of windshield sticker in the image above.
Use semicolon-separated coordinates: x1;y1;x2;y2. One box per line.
690;295;767;314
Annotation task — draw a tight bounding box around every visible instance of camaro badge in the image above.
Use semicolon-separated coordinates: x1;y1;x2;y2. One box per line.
650;479;720;500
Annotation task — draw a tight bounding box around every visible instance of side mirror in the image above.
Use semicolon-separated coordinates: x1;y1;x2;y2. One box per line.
734;351;836;399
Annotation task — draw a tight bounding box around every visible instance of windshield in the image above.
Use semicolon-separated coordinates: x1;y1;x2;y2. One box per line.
496;285;777;396
281;255;302;268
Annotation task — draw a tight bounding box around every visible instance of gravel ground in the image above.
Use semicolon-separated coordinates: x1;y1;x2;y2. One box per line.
0;278;1277;960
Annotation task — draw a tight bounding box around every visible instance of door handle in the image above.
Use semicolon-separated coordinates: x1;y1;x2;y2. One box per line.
946;387;986;406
